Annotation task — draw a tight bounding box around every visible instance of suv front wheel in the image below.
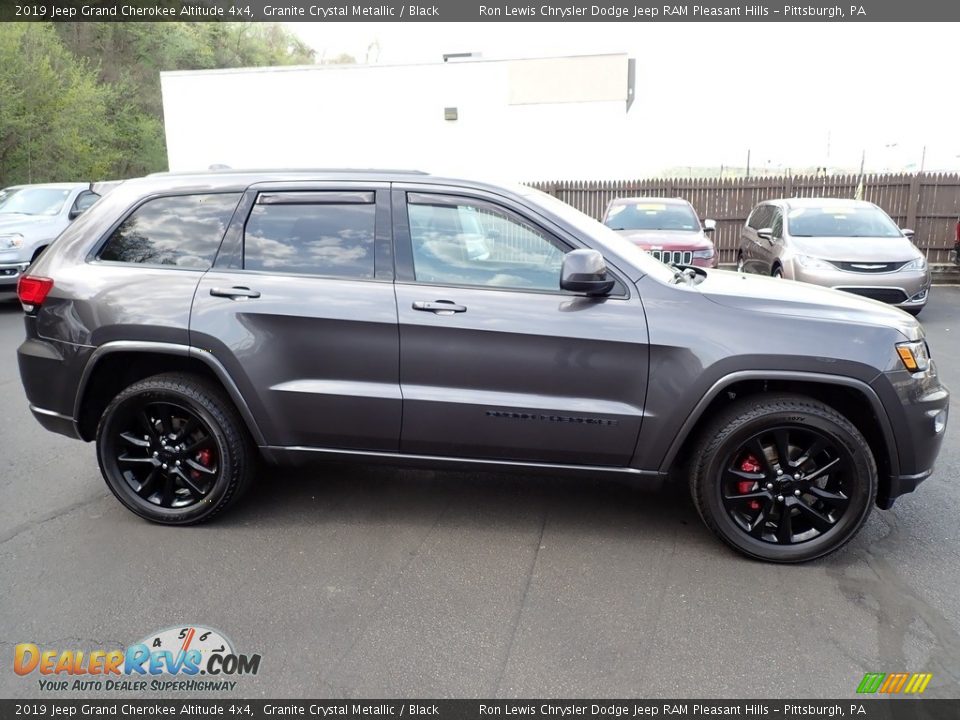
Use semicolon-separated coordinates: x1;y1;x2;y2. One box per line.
96;373;255;524
689;395;876;563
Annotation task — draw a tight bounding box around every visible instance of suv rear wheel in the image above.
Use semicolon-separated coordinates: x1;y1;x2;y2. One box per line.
96;373;255;524
689;395;876;563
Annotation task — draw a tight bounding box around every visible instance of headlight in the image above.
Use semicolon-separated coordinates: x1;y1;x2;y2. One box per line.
0;233;24;249
900;256;927;272
795;254;834;270
692;246;715;259
896;340;930;373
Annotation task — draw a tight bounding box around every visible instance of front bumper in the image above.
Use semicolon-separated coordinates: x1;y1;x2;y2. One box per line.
790;264;930;307
0;261;30;289
872;365;949;507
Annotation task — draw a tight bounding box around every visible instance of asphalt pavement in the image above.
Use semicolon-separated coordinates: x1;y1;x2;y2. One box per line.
0;289;958;699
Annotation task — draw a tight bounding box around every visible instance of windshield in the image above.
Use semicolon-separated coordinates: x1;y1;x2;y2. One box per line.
0;187;71;216
787;205;902;238
521;188;677;283
604;201;700;231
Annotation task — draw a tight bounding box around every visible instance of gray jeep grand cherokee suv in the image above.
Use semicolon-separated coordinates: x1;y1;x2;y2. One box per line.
16;170;949;563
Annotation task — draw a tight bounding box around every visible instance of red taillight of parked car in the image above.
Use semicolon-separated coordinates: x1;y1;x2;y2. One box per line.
17;276;54;307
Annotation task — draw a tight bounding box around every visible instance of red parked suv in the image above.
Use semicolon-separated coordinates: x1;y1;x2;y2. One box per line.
602;196;718;268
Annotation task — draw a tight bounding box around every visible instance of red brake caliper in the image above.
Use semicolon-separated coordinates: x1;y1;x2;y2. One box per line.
739;455;762;511
192;448;213;480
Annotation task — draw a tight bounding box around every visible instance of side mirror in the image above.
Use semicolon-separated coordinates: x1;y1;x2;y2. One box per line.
902;228;915;240
703;219;717;233
68;207;84;220
560;249;615;296
757;228;774;242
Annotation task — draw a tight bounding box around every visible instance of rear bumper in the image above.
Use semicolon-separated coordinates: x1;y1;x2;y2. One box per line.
18;333;92;440
28;405;81;440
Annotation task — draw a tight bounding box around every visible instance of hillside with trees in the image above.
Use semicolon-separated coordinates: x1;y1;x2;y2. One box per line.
0;22;318;186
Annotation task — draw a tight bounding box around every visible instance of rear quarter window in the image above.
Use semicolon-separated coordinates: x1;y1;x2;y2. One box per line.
97;193;241;269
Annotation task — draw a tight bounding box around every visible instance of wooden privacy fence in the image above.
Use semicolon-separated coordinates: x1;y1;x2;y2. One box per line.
527;173;960;266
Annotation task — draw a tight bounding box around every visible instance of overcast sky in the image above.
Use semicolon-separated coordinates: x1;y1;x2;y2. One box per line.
286;22;960;177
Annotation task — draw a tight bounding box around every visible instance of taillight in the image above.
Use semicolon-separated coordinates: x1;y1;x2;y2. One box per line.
17;276;54;308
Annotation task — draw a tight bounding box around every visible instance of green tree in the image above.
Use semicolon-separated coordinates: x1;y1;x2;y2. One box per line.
0;23;118;185
0;21;318;185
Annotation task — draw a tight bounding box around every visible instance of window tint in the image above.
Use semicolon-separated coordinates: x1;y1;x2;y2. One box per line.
408;194;567;291
98;193;240;268
243;198;376;278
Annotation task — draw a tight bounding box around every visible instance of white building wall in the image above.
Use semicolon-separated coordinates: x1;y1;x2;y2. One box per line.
160;55;631;181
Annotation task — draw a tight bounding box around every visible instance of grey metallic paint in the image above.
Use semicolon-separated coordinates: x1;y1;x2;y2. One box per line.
15;170;950;508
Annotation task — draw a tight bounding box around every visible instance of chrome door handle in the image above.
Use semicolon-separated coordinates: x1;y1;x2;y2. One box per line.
412;300;467;314
210;286;261;300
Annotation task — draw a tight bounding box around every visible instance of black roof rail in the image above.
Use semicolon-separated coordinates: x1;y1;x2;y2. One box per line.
146;168;430;177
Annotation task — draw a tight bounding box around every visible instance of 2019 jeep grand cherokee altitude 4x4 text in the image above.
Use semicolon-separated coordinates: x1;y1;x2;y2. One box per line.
16;170;949;563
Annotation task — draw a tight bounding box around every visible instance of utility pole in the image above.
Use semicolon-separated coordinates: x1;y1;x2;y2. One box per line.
746;149;751;177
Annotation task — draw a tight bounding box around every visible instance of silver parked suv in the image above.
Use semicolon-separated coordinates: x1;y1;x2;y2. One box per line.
0;183;106;290
737;198;930;315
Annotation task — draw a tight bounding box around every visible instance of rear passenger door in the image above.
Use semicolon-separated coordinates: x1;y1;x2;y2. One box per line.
190;184;401;451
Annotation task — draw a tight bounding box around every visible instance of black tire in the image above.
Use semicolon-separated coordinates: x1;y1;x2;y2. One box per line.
905;306;923;317
689;394;876;563
771;265;783;278
96;372;255;525
736;253;745;273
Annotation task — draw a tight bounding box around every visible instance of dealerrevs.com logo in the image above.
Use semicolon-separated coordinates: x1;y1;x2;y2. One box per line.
14;625;262;693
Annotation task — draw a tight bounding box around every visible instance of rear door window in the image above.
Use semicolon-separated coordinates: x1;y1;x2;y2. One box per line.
98;193;240;269
243;191;376;279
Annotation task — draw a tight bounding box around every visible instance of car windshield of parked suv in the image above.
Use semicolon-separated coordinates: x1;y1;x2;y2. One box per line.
787;205;903;238
0;187;71;216
604;202;700;232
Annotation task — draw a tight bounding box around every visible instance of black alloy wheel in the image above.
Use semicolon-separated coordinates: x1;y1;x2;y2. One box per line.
720;426;852;545
110;400;219;509
97;373;254;524
690;395;876;563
